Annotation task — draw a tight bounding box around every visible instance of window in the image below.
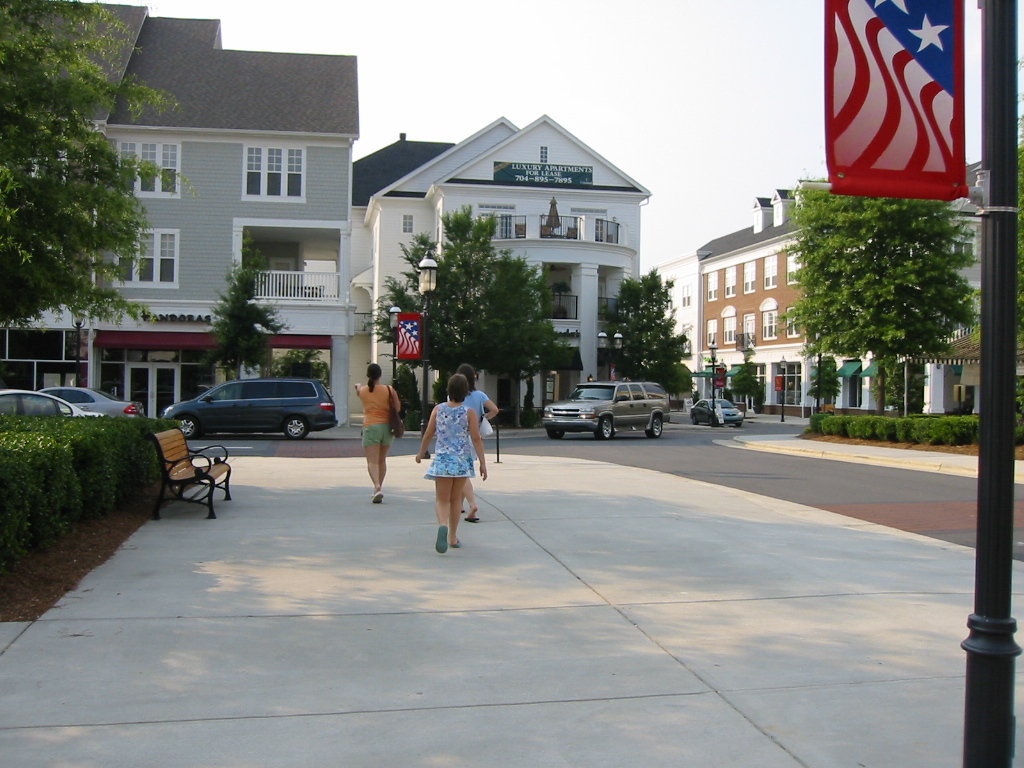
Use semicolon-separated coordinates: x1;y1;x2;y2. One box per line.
743;261;756;293
724;266;736;297
707;271;719;301
120;230;178;286
764;254;778;289
679;282;692;308
724;316;736;344
743;313;755;339
246;146;303;198
786;306;799;337
762;310;777;339
595;218;620;244
540;146;548;163
706;319;718;347
120;140;179;196
402;214;414;234
787;253;800;284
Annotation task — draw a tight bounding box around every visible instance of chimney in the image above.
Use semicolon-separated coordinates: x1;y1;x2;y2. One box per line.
399;133;406;142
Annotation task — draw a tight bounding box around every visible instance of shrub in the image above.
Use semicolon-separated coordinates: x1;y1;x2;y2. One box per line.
929;415;979;446
520;407;541;428
808;413;829;434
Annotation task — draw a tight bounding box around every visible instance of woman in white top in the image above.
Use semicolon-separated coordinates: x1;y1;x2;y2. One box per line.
456;363;498;522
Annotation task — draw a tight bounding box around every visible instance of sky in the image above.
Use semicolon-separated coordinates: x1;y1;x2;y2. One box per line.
135;0;1018;270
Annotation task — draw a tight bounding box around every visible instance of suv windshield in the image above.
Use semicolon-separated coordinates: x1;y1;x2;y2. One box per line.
568;385;615;401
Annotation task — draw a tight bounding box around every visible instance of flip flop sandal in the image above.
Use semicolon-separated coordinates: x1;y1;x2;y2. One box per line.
435;526;448;553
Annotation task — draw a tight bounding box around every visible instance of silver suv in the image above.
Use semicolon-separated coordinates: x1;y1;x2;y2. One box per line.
542;380;670;440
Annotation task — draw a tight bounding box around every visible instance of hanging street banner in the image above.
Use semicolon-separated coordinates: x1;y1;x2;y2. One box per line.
396;313;423;360
825;0;967;201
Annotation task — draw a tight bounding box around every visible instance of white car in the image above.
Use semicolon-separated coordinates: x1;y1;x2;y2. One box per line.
40;386;143;417
0;389;105;418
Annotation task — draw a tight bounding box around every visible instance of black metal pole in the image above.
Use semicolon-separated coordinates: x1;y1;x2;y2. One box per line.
962;2;1020;766
419;296;431;436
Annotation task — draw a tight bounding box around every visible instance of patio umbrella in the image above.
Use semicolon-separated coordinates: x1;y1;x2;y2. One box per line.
546;197;560;228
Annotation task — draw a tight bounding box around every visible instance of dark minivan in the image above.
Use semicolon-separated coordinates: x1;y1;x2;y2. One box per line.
163;378;337;439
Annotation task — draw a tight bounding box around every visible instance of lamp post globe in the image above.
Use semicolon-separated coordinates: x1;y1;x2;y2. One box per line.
597;331;608;379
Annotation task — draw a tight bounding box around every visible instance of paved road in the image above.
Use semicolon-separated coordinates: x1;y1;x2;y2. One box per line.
196;417;1020;558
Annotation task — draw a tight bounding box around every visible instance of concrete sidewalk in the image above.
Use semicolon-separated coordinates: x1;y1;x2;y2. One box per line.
1;449;1021;766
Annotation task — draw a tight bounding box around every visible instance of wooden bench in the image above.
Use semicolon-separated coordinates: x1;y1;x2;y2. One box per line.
148;428;232;519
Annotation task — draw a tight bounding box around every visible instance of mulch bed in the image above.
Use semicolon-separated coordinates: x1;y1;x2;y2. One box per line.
0;485;156;623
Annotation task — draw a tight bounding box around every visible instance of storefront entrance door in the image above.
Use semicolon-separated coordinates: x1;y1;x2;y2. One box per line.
128;364;178;418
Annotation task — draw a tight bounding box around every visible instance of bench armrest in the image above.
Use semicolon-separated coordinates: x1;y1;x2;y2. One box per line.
192;444;230;464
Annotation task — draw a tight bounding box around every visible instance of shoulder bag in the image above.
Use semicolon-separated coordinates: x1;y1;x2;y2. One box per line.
388;386;405;438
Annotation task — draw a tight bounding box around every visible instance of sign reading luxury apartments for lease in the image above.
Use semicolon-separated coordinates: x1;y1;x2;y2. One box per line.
493;162;593;187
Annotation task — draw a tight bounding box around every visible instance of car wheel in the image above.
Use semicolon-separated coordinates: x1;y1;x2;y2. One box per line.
595;416;614;440
645;414;663;438
690;413;698;425
546;429;565;439
283;416;309;440
178;415;202;439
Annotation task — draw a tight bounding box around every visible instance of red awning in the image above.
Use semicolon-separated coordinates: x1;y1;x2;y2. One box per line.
93;331;332;351
94;331;216;350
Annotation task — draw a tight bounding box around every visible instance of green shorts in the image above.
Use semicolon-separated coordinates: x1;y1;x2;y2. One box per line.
362;422;394;447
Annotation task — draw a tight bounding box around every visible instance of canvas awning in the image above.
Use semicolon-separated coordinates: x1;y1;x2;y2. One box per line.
860;362;879;377
726;365;745;377
837;361;862;377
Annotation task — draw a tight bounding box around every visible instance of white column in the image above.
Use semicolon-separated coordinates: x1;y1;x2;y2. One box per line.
575;263;600;379
331;334;349;425
923;363;951;414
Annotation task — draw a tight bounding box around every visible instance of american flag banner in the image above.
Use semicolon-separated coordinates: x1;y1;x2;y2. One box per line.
396;313;422;360
825;0;967;201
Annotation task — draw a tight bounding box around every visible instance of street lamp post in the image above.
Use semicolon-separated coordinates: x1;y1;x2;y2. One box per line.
612;332;623;380
72;318;84;386
597;331;608;379
708;342;718;427
417;256;438;437
779;357;787;423
388;305;401;381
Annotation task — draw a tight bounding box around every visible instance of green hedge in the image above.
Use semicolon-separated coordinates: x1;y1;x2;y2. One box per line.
807;413;984;446
0;415;177;574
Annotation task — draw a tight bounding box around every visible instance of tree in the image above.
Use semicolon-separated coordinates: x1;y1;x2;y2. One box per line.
605;270;690;393
806;356;841;411
271;349;329;382
788;189;975;413
0;0;170;325
729;350;762;409
208;253;285;379
378;207;567;421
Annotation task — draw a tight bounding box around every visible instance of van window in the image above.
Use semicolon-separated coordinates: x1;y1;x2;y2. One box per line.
278;381;315;398
629;384;645;401
240;381;279;399
208;382;244;401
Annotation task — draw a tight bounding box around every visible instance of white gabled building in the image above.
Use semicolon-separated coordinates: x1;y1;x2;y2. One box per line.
350;116;650;416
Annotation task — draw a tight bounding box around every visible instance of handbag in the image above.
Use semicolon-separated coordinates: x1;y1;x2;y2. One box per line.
388;387;405;438
479;414;494;437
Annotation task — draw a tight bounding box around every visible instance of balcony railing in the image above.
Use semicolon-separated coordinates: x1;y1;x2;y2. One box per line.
539;215;580;240
254;270;342;302
551;293;578;319
491;215;527;240
595;219;620;244
597;296;619;320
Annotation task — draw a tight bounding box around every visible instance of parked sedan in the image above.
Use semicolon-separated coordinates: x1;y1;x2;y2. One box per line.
40;386;143;417
0;389;103;417
690;398;744;427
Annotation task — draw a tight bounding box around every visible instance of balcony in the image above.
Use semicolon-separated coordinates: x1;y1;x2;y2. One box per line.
254;270;342;303
595;219;620;244
491;215;527;240
540;215;580;240
551;293;578;319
